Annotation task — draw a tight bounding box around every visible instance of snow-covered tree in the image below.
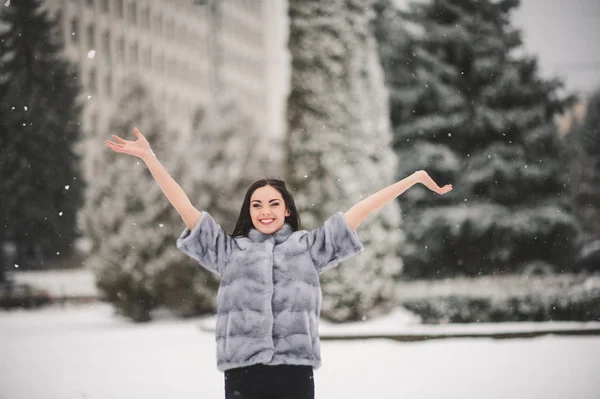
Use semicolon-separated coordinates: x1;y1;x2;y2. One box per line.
571;89;600;245
157;94;275;315
286;0;404;322
178;95;278;234
0;0;85;273
374;0;577;278
79;79;195;322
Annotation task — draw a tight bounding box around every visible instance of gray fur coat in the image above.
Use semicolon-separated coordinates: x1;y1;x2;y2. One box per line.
176;211;364;372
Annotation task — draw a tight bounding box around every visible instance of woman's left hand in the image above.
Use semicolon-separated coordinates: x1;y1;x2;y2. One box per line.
414;170;453;195
435;184;453;195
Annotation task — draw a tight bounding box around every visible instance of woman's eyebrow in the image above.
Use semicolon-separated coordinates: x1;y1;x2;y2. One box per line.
251;199;282;203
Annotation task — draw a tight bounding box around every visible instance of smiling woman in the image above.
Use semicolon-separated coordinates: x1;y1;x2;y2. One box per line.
105;128;451;399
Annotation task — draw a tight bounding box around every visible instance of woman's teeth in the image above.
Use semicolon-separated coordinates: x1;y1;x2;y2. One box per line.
260;219;274;225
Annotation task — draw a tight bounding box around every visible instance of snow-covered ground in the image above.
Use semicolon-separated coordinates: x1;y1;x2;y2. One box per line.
1;303;599;399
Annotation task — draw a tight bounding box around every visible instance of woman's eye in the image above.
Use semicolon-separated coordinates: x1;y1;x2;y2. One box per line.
252;204;260;208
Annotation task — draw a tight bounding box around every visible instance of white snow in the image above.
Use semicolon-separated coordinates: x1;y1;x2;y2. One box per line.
1;303;599;399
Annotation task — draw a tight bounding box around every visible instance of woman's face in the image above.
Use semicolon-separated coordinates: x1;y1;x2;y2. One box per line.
249;185;291;235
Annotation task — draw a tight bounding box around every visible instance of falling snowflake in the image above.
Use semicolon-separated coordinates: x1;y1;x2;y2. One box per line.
4;0;10;6
87;50;96;59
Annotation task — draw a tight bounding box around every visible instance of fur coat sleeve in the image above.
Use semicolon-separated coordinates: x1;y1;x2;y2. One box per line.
305;212;364;274
176;212;233;275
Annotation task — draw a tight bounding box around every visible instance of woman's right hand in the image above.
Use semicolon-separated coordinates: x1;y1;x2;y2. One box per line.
105;127;154;160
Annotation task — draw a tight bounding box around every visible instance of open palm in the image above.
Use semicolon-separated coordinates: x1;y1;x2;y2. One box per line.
105;128;153;159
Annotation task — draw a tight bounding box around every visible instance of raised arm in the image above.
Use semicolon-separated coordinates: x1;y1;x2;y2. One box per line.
343;170;452;231
105;128;201;230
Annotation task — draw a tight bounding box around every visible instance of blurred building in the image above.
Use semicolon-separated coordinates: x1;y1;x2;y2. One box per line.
42;0;286;173
558;98;588;136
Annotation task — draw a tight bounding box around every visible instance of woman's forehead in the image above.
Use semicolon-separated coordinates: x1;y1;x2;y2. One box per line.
251;185;283;201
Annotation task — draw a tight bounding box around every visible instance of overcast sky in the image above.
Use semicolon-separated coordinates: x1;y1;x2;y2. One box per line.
511;0;600;95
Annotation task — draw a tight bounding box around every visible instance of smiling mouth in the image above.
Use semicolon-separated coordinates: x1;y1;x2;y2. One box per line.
259;219;274;225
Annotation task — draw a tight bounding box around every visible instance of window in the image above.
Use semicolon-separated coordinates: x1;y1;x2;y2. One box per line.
116;37;125;63
88;68;96;93
129;42;138;64
115;0;124;18
104;73;112;97
155;52;164;73
165;19;174;39
71;17;79;44
153;14;162;35
128;1;137;25
142;47;151;69
141;7;150;29
86;24;95;49
89;112;97;134
102;31;111;63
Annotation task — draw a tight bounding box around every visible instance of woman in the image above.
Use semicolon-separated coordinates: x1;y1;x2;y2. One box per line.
105;128;452;399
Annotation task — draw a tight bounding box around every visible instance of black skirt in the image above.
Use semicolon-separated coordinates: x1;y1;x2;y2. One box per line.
224;363;314;399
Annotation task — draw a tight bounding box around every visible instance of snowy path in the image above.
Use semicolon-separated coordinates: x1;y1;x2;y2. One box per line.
1;303;599;399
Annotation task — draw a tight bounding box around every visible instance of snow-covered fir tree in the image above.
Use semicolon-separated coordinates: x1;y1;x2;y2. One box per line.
0;0;85;274
571;89;600;246
286;0;404;322
177;95;278;234
374;0;578;278
78;79;204;322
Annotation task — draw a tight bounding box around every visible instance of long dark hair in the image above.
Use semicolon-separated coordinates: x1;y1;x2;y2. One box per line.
231;178;301;237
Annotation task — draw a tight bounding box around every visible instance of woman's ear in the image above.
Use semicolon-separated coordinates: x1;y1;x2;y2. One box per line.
285;209;291;217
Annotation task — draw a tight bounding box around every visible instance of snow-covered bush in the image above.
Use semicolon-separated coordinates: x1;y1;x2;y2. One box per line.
397;274;600;323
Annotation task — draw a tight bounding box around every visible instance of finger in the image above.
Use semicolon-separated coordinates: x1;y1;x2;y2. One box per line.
107;141;124;148
106;142;123;152
133;127;142;138
112;135;128;144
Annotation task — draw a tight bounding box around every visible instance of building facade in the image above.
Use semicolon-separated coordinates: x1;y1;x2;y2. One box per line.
43;0;285;174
